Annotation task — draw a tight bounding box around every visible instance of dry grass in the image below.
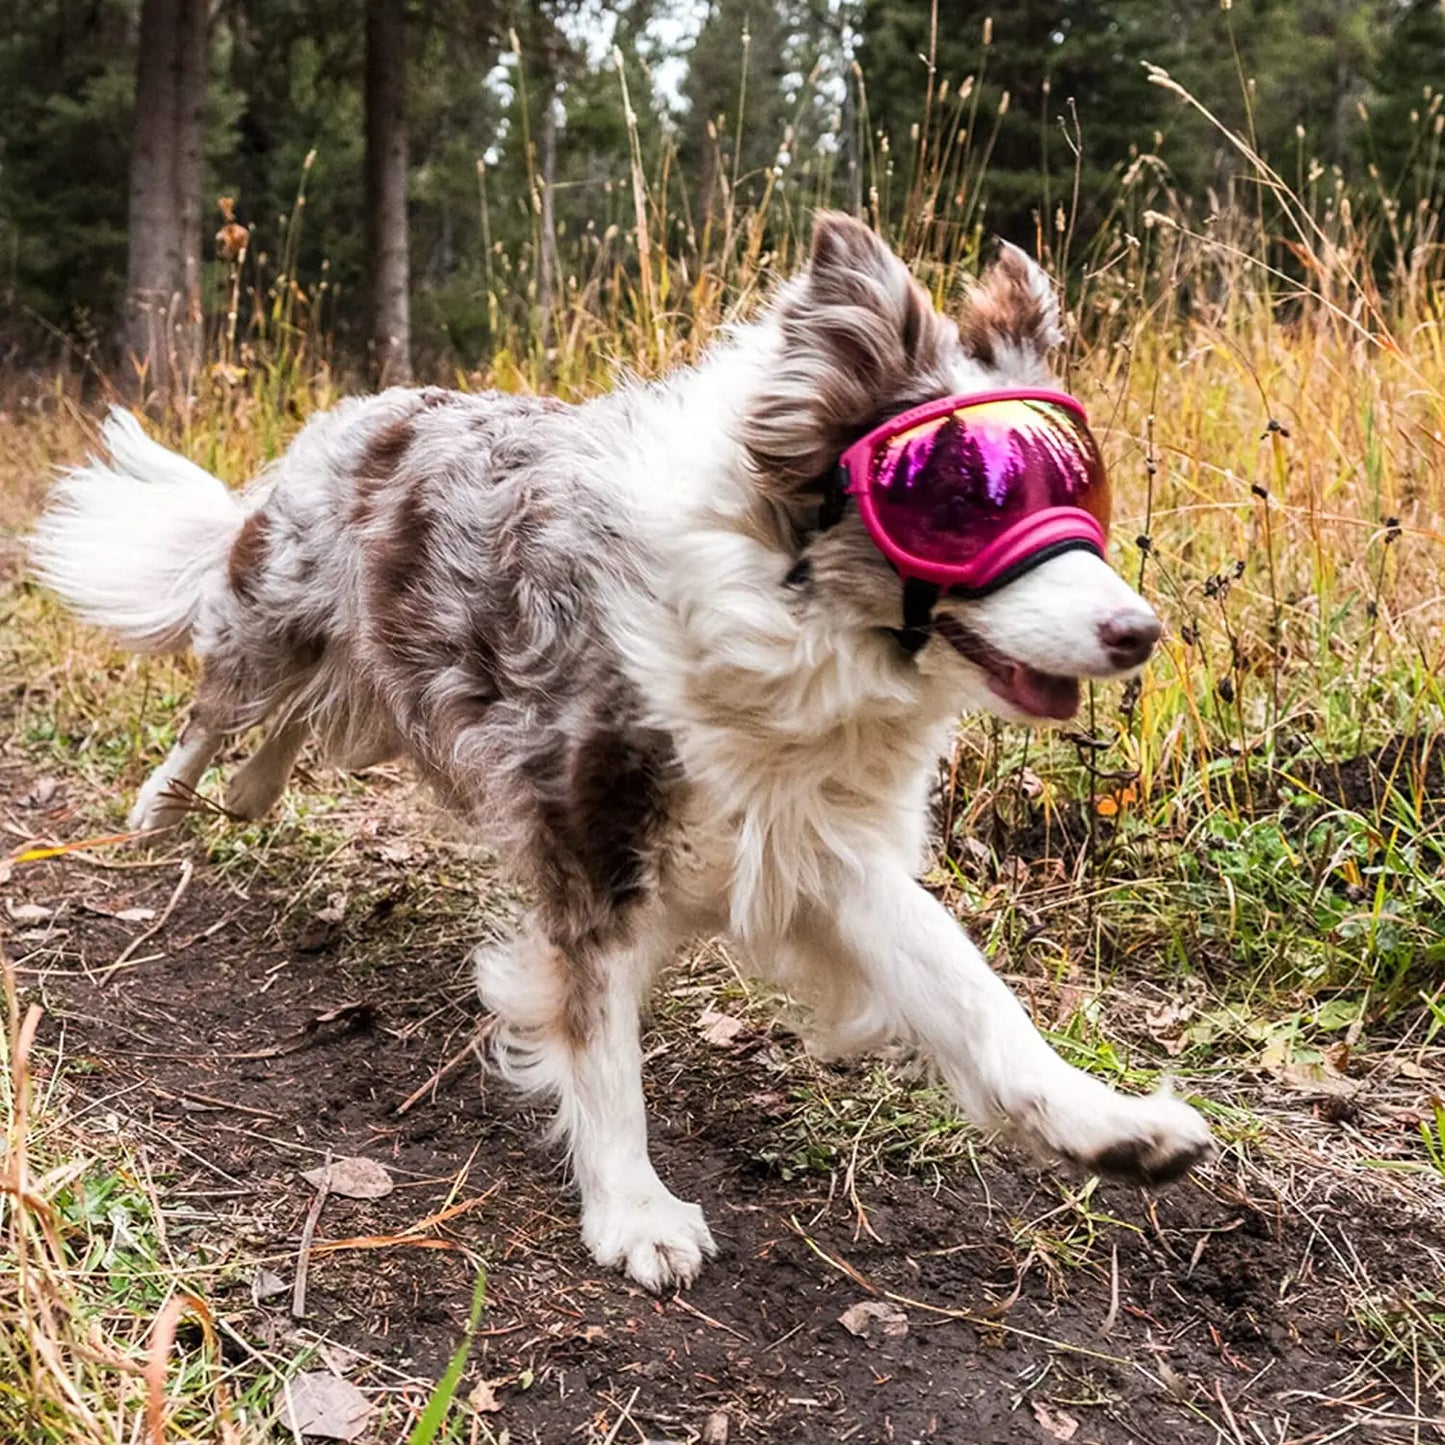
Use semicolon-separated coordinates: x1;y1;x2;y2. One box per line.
0;54;1443;1445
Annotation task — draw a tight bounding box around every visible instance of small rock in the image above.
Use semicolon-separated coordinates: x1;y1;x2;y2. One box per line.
301;1156;393;1200
838;1299;908;1343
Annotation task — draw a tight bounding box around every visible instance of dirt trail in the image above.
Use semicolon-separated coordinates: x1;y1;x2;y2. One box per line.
4;755;1442;1444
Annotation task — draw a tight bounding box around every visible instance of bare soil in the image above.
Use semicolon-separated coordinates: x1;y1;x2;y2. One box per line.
4;752;1443;1444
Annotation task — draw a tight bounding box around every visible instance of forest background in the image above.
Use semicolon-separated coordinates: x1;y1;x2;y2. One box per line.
1;0;1442;389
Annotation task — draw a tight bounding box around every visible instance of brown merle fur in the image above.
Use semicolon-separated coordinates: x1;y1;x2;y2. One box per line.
187;388;678;1053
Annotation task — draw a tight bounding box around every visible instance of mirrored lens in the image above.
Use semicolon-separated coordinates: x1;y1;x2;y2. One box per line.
866;398;1110;565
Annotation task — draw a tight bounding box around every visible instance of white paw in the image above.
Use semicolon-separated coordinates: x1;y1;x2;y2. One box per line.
582;1188;718;1292
127;780;190;832
1016;1077;1214;1186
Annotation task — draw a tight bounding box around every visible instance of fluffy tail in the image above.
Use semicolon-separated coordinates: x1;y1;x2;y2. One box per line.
29;409;244;654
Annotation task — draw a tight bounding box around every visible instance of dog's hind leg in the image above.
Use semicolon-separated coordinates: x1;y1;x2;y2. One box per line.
128;717;225;831
475;916;716;1292
225;717;308;820
128;650;278;831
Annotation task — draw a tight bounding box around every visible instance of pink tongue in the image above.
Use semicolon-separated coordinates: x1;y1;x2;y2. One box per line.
1004;666;1081;720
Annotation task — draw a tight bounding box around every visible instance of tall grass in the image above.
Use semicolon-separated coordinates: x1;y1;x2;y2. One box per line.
1;35;1443;1442
86;42;1445;1014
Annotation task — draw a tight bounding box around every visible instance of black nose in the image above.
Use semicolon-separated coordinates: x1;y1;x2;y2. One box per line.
1098;610;1162;669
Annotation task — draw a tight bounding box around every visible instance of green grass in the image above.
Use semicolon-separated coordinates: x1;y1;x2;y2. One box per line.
1;48;1444;1445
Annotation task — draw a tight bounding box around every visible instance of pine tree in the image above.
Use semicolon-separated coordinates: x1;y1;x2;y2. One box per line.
679;0;796;225
0;0;136;345
856;0;1182;256
364;0;411;383
1365;0;1445;216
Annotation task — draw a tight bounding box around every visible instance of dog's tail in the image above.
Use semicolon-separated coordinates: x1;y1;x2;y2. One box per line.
29;409;245;654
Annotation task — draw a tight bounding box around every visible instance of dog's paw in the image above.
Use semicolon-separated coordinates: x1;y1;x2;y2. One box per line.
1067;1089;1214;1185
127;782;189;832
582;1188;718;1292
223;762;286;821
1017;1079;1215;1187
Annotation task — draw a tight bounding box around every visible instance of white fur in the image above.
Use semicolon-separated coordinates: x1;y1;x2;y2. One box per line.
127;722;222;830
33;224;1212;1292
30;410;244;653
475;921;718;1290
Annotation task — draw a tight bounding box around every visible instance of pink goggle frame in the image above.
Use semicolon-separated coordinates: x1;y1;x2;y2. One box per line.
837;389;1112;596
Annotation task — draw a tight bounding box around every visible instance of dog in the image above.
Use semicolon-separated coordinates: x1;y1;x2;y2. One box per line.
32;214;1212;1291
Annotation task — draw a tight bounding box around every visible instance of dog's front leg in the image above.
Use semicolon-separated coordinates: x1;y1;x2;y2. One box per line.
475;923;716;1291
824;864;1213;1183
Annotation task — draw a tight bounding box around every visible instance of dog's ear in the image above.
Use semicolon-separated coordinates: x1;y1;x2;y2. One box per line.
808;210;894;281
740;212;955;496
958;243;1064;375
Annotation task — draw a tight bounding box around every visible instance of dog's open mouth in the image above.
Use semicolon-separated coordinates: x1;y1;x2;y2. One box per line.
933;615;1081;721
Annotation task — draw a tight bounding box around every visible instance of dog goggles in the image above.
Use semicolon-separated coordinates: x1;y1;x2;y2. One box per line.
837;389;1111;597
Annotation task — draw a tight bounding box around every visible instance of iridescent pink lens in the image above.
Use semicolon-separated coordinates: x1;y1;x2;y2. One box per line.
867;398;1110;565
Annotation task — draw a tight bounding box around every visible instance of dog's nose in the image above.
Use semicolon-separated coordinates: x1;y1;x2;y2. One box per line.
1098;609;1162;669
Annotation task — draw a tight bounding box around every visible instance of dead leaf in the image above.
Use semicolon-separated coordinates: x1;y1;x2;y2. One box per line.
306;1002;374;1033
251;1266;288;1304
698;1010;747;1046
22;777;59;808
1096;784;1137;818
838;1300;908;1342
114;906;157;923
468;1379;502;1413
301;1156;393;1200
5;900;53;923
279;1372;373;1441
1031;1399;1081;1441
999;856;1030;887
1145;1000;1192;1057
316;892;349;923
1278;1062;1357;1097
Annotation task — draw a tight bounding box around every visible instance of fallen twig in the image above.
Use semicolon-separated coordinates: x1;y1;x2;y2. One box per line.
97;860;194;986
670;1294;753;1343
292;1151;331;1320
1102;1242;1121;1335
395;1018;495;1116
310;1185;500;1256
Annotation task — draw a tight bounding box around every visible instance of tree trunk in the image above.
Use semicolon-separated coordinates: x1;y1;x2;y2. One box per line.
538;87;559;351
174;0;208;381
365;0;411;386
122;0;208;403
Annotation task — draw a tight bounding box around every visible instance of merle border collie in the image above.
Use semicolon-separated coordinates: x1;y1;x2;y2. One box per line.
32;214;1212;1290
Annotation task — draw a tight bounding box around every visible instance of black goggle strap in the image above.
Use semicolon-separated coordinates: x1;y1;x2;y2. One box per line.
817;462;849;532
813;464;939;658
888;577;940;656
